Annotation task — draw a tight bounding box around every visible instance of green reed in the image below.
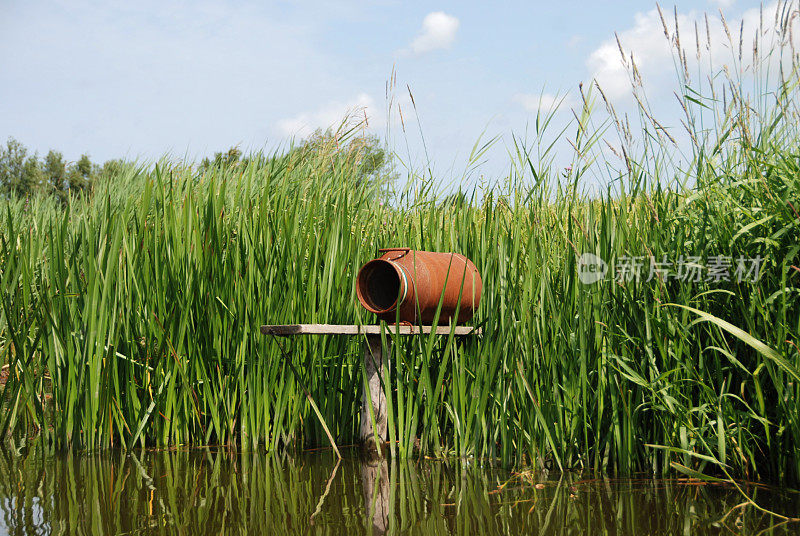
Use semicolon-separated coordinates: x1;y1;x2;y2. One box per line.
1;4;799;485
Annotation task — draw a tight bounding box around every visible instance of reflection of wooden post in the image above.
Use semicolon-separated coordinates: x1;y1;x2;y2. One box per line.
360;335;389;451
360;456;390;535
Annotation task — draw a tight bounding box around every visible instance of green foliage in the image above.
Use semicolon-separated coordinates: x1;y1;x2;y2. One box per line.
44;151;68;205
0;138;36;197
200;146;243;169
1;87;798;482
0;10;798;488
67;154;95;194
0;138;99;201
290;130;395;191
198;130;396;197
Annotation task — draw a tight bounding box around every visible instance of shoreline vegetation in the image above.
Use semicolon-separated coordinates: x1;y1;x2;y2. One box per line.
1;2;799;493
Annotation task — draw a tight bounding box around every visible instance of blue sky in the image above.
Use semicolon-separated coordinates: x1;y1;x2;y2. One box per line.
0;0;769;182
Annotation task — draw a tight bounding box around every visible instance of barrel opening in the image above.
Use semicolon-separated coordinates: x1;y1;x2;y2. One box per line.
357;260;402;313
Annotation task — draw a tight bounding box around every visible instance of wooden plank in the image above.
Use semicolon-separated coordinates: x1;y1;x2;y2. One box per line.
260;324;480;336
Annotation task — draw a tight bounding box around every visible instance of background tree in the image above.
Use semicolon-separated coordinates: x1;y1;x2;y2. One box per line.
0;137;101;202
290;130;396;192
100;158;127;178
67;154;95;194
0;138;34;197
201;146;243;170
21;155;43;195
44;150;68;204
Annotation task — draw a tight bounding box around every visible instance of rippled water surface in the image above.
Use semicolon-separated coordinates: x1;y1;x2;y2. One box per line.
0;447;798;535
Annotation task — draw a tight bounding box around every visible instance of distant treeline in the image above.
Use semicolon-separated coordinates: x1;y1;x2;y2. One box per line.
197;131;394;191
0;138;122;203
0;131;393;205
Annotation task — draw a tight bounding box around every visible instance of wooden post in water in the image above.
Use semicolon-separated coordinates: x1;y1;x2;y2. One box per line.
359;335;390;452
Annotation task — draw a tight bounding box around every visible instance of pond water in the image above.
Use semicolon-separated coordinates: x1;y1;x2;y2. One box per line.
0;447;797;535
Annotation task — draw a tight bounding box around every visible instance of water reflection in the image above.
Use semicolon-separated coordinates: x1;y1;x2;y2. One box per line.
0;446;797;535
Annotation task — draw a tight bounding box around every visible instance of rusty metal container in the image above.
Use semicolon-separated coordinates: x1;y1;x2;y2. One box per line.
356;248;482;324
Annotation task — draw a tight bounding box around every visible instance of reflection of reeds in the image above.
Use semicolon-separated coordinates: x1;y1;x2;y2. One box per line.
0;448;796;535
0;3;799;489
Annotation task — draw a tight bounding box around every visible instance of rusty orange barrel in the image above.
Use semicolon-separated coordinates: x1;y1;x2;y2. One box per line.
356;248;482;324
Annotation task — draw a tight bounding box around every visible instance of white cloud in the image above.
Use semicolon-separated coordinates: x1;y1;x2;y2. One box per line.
514;92;577;112
276;93;377;138
586;2;798;101
709;0;736;7
408;11;459;55
567;34;584;49
587;9;675;100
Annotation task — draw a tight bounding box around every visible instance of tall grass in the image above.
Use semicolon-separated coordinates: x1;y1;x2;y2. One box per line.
1;3;799;484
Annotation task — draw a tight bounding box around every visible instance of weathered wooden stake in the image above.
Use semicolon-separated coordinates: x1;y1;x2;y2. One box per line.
360;335;390;450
